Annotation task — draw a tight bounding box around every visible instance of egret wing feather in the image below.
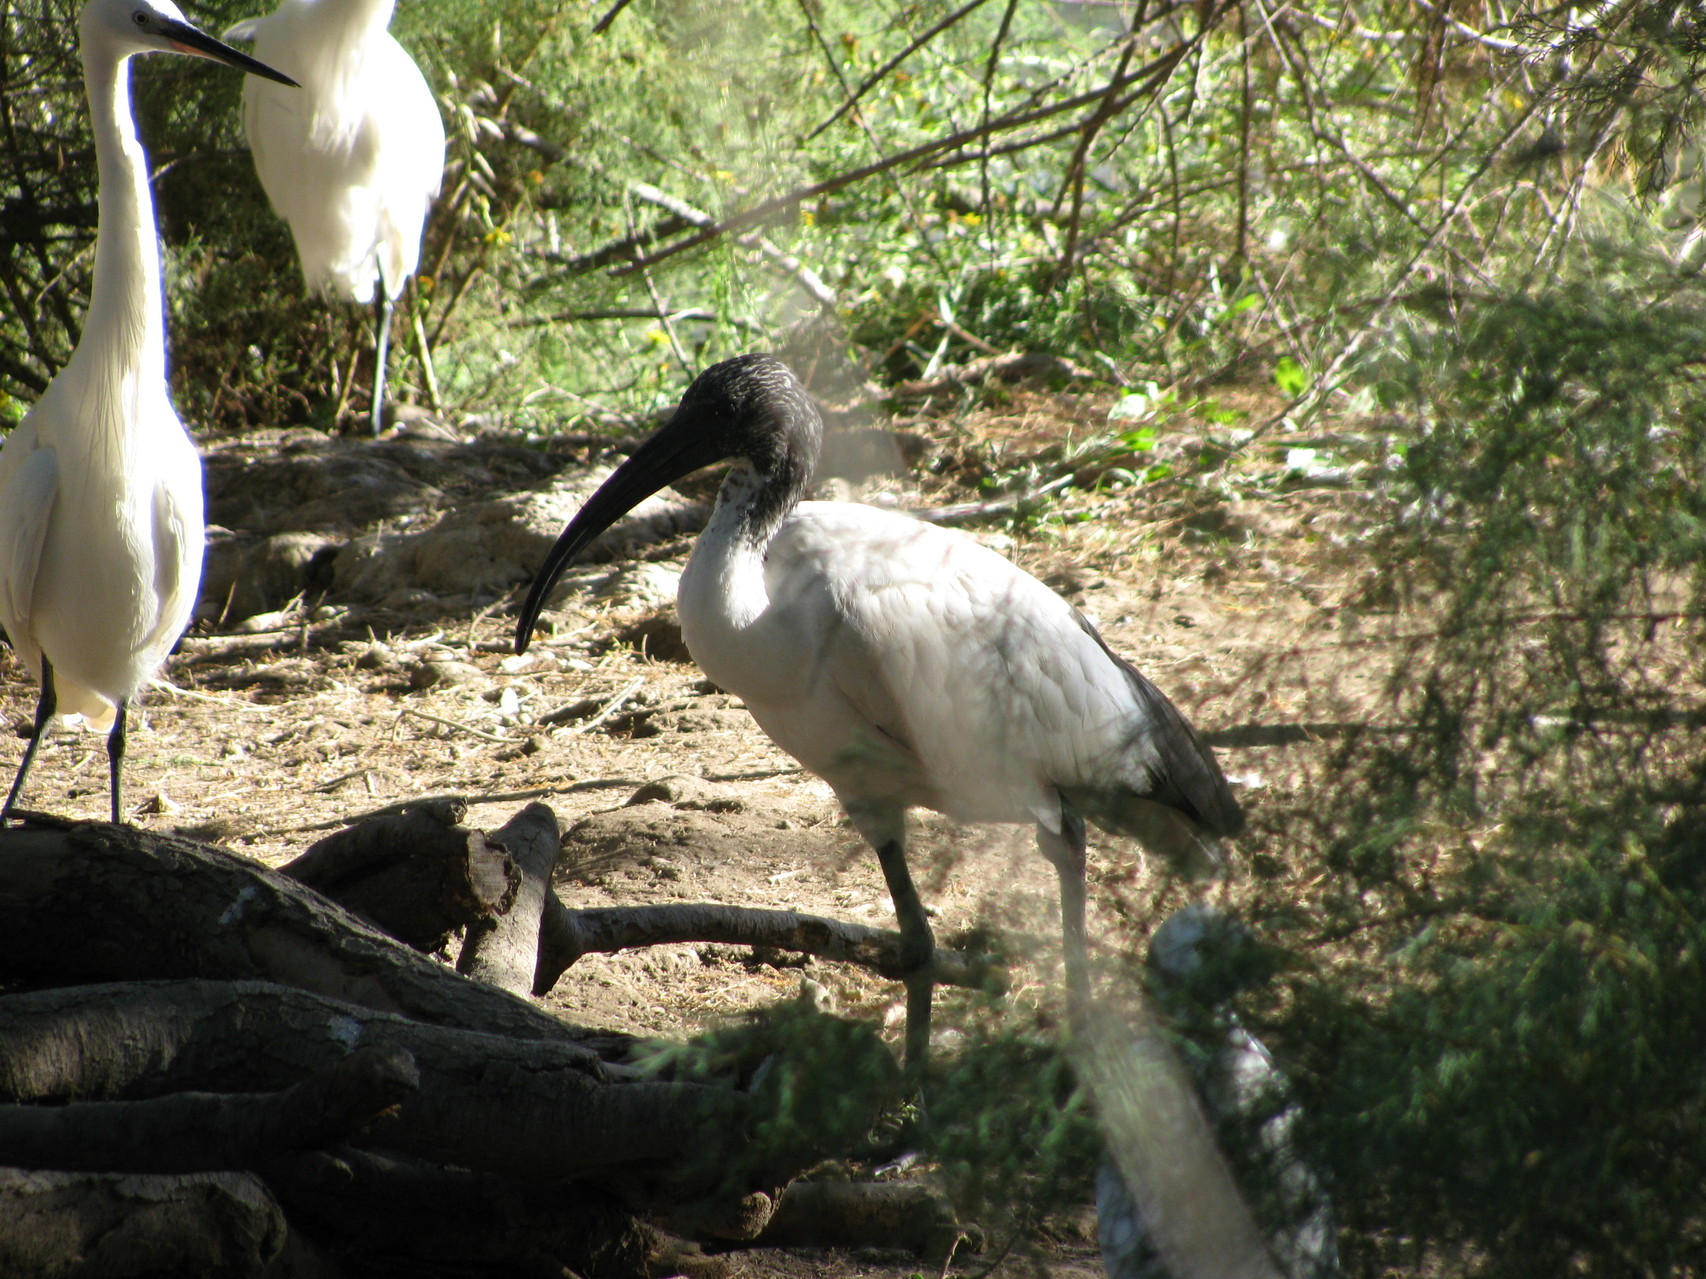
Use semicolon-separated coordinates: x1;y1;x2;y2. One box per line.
238;3;444;305
140;458;205;664
0;428;58;677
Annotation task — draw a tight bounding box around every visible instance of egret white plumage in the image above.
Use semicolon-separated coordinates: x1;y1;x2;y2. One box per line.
1095;905;1338;1279
225;0;445;435
514;354;1243;1072
0;0;297;825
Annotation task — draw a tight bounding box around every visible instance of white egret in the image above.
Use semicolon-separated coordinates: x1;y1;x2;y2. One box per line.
514;354;1243;1072
0;0;298;825
225;0;446;436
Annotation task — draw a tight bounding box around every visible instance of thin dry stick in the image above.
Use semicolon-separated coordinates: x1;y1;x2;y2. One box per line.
614;44;1190;276
591;0;637;34
629;182;838;308
1052;39;1140;280
394;707;514;745
559;676;647;737
422;21;560;350
804;0;995;143
411;308;443;415
624;193;693;377
791;0;956;282
977;0;1022;258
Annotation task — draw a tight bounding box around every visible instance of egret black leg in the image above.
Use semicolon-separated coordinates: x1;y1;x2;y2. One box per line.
106;697;129;824
371;293;394;436
1039;799;1092;1031
2;657;58;824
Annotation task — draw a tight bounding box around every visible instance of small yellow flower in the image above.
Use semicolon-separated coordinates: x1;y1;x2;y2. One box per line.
800;208;816;227
527;169;544;186
645;328;668;347
483;226;513;247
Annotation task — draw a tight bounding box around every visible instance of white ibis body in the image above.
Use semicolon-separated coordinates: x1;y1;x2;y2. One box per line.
514;355;1243;1070
1096;906;1338;1279
225;0;445;435
0;0;297;825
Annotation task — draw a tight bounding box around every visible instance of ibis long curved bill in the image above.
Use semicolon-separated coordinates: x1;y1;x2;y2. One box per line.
514;385;785;652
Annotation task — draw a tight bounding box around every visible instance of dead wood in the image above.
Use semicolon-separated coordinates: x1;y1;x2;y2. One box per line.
0;819;591;1047
0;980;749;1181
281;797;516;951
457;801;562;993
753;1180;983;1265
0;1166;334;1278
0;1046;417;1176
261;1145;657;1279
891;351;1096;399
0;979;607;1101
536;898;1000;996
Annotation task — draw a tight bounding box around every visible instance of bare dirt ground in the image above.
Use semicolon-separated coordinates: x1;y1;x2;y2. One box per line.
0;381;1403;1276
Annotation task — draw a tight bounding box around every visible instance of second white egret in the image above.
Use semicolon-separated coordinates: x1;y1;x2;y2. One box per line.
226;0;446;435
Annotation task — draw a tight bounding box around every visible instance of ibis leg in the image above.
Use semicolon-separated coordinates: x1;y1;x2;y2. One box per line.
850;803;935;1079
1038;800;1092;1032
106;698;129;824
1;658;57;823
371;293;395;436
874;835;936;1079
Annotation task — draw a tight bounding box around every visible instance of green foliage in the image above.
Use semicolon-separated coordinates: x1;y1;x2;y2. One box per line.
925;1022;1100;1214
1249;256;1706;1276
3;0;1579;431
635;997;901;1193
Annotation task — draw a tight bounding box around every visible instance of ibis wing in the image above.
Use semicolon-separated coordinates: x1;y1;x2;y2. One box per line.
1072;610;1244;838
789;504;1240;837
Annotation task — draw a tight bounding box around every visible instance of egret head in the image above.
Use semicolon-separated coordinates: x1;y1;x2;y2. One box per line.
81;0;299;84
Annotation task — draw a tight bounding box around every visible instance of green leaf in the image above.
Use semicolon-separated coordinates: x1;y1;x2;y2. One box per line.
1274;355;1310;397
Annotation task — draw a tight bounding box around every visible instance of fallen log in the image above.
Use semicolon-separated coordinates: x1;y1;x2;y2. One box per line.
754;1179;983;1265
262;1145;658;1279
281;797;516;951
0;1167;333;1279
0;980;749;1182
536;897;1000;996
0;1045;417;1175
0;819;588;1046
458;802;562;993
0;979;604;1100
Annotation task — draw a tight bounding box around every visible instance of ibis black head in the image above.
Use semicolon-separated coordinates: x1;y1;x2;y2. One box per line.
513;354;821;653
